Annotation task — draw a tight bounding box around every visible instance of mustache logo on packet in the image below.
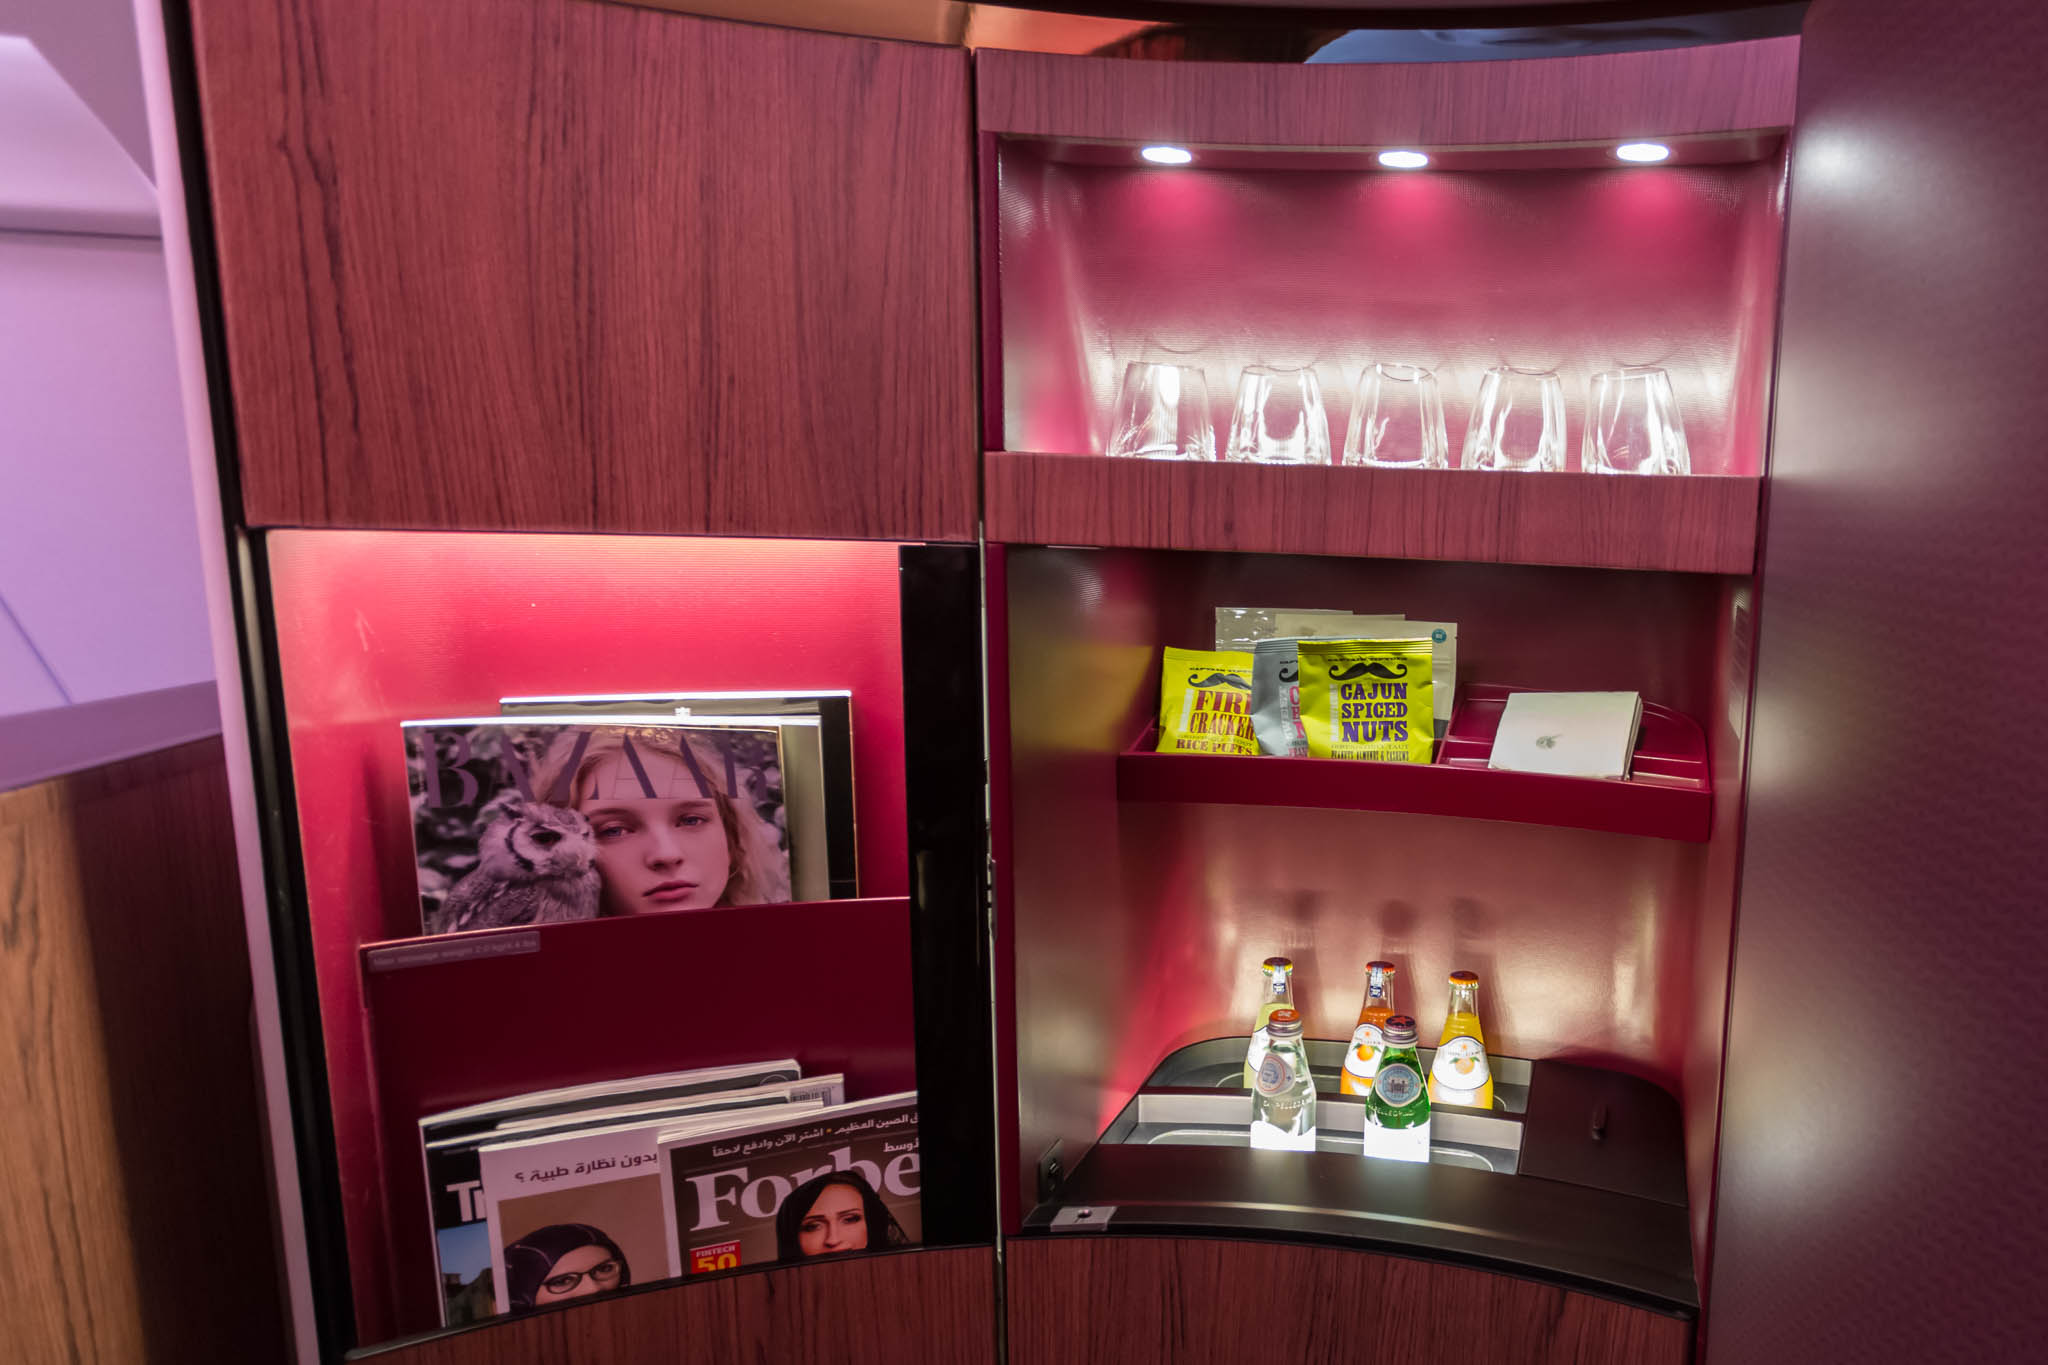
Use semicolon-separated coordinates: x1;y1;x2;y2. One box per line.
1156;646;1260;755
1297;638;1436;764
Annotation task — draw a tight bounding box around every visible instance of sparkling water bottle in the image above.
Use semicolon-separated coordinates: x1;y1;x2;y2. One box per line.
1361;1013;1432;1163
1249;1008;1318;1151
1242;955;1297;1088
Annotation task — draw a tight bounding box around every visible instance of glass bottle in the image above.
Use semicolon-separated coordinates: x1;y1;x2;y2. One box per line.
1249;1008;1318;1151
1338;961;1398;1097
1242;956;1296;1088
1429;970;1495;1110
1361;1013;1431;1163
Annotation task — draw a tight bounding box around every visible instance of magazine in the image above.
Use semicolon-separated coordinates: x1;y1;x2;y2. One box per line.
477;1105;823;1316
402;717;790;934
660;1093;920;1277
419;1059;805;1325
501;691;856;902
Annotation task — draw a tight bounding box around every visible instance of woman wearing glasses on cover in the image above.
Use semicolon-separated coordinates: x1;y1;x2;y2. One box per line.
504;1223;630;1311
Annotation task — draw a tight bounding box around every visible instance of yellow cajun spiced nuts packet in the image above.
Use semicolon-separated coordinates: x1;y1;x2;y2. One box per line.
1297;639;1435;763
1156;646;1259;755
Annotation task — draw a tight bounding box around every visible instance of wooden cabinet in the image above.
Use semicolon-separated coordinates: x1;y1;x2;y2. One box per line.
362;1247;994;1364
1007;1237;1689;1365
188;0;977;540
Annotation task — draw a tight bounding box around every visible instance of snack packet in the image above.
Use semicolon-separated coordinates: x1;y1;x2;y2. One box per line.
1250;638;1309;757
1218;607;1348;651
1280;613;1457;738
1297;639;1435;763
1156;646;1258;755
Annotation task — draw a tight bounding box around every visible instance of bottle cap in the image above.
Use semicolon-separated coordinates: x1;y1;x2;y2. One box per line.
1266;1008;1303;1036
1368;960;1396;976
1448;970;1480;986
1381;1014;1418;1044
1263;956;1294;973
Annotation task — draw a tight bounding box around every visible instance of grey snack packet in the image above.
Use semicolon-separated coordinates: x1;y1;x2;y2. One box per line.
1251;637;1309;757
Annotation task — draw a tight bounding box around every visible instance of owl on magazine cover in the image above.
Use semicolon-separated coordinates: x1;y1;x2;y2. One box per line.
427;796;601;934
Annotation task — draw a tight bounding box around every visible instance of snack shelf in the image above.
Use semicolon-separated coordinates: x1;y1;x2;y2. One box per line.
983;451;1761;574
1117;684;1712;842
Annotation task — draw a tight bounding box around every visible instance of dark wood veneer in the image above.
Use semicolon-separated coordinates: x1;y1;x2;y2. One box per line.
978;38;1799;145
985;452;1760;573
189;0;977;539
362;1247;993;1364
1008;1237;1690;1365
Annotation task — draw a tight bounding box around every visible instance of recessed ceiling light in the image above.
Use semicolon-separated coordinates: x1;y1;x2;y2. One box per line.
1377;149;1430;170
1615;142;1672;163
1140;145;1193;165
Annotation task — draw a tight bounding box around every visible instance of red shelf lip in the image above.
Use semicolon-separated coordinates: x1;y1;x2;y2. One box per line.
984;451;1760;575
1117;685;1712;843
356;893;911;965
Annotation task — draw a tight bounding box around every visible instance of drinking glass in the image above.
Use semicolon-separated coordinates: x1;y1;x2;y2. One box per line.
1226;365;1331;465
1460;366;1567;472
1107;361;1216;461
1342;362;1449;469
1583;366;1691;475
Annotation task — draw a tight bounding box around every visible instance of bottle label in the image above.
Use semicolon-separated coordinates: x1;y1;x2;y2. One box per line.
1244;1027;1271;1083
1342;1024;1383;1084
1431;1037;1490;1101
1359;1118;1431;1163
1249;1120;1318;1152
1255;1051;1293;1096
1373;1061;1423;1109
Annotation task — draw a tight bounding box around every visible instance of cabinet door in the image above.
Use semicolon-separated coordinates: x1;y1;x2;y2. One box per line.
189;0;975;539
1008;1237;1690;1365
1708;0;2048;1361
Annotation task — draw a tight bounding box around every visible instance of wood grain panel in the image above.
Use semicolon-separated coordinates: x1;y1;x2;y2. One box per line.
985;452;1760;573
362;1246;992;1363
189;0;977;539
1709;1;2048;1361
0;739;288;1364
1008;1237;1689;1365
978;38;1798;146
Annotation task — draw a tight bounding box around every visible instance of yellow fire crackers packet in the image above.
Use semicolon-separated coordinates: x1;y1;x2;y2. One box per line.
1297;639;1435;763
1156;646;1259;755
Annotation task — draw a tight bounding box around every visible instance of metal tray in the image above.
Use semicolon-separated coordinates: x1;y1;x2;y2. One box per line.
1104;1088;1523;1174
1143;1036;1533;1115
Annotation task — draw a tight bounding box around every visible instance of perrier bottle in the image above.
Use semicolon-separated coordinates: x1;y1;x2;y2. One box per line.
1361;1013;1431;1164
1242;956;1296;1088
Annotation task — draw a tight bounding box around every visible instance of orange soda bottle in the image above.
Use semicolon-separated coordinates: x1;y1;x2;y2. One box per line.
1428;969;1495;1110
1338;962;1398;1097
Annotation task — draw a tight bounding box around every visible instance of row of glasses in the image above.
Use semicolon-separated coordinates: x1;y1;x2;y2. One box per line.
1108;360;1690;474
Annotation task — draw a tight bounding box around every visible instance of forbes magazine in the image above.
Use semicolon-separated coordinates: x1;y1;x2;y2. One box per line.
660;1094;920;1275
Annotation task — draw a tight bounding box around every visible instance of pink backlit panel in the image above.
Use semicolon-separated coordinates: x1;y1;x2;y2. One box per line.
265;529;909;1341
997;148;1785;476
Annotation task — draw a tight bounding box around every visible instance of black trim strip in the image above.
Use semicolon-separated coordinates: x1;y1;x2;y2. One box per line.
899;544;998;1249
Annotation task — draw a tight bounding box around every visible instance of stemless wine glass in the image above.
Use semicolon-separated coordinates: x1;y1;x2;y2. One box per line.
1583;366;1691;475
1460;366;1567;472
1107;361;1216;461
1342;362;1449;469
1226;365;1331;465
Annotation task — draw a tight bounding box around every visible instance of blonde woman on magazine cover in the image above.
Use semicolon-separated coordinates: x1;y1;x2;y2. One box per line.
533;727;791;914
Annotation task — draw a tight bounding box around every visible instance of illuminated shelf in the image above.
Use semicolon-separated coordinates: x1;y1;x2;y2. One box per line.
1116;685;1712;843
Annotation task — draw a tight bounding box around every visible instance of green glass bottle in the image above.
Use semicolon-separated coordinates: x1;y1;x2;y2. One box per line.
1361;1013;1431;1164
1243;956;1297;1088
